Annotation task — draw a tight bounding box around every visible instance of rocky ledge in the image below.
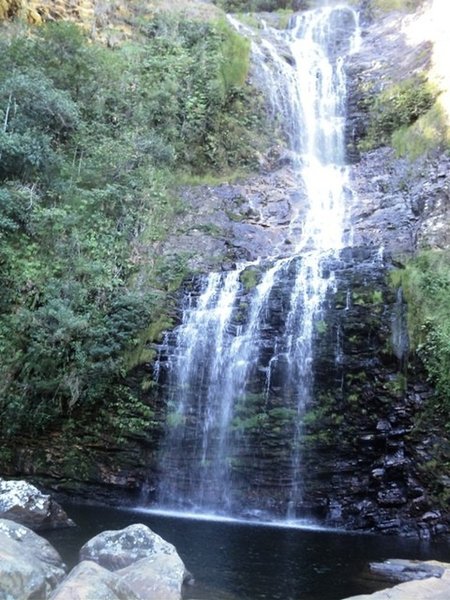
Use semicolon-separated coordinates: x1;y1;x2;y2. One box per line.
0;478;74;531
342;558;450;599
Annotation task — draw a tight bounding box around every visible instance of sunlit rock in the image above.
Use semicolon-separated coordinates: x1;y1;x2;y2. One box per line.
0;478;75;531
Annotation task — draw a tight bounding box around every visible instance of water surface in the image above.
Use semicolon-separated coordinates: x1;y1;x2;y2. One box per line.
45;503;450;600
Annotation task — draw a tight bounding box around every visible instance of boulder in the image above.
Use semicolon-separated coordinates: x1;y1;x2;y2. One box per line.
341;568;450;599
342;560;450;599
369;558;447;582
79;523;188;599
117;554;187;600
0;518;66;599
49;561;138;600
0;478;75;530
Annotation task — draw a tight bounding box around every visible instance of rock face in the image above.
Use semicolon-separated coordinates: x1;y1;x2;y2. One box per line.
0;478;75;531
0;518;66;599
345;1;450;257
154;246;447;536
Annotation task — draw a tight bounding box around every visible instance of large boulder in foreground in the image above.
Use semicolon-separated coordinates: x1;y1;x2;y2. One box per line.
117;554;187;600
0;518;66;599
78;523;188;600
0;478;74;530
49;561;139;600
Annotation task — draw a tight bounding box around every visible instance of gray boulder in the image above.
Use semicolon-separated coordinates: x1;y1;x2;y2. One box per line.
117;554;187;600
0;478;74;530
342;560;450;599
78;523;188;600
0;518;66;599
369;558;447;582
49;561;138;600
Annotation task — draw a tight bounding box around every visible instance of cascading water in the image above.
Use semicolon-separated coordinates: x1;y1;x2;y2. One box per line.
155;5;360;520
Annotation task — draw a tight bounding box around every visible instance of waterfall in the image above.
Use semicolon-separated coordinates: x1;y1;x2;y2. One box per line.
155;5;360;521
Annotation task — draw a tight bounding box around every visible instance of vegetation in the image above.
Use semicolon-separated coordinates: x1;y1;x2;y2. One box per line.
392;103;449;159
369;0;425;13
360;75;438;153
0;15;267;441
391;251;450;418
213;0;297;12
0;0;21;20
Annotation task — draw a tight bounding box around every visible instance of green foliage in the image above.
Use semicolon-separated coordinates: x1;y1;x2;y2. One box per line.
391;251;450;414
213;0;294;11
0;16;267;442
315;320;327;335
240;266;262;292
214;17;250;90
392;103;450;159
360;76;437;152
370;0;425;13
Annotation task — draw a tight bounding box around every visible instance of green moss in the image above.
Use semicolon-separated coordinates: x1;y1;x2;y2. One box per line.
231;412;269;430
167;412;186;427
268;407;297;421
226;210;245;222
240;266;262;292
315;319;327;335
274;9;293;29
385;373;407;395
123;314;173;372
372;290;384;304
352;288;384;307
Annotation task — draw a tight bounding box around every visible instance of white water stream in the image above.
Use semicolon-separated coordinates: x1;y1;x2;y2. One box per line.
156;5;360;520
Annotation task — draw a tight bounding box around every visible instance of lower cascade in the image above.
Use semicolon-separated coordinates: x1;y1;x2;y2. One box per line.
154;5;363;521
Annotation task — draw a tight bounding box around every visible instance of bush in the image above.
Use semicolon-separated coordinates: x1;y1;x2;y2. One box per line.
360;75;437;151
213;0;293;11
391;250;450;414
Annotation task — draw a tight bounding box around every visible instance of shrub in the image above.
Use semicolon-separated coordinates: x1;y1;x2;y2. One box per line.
360;75;437;151
391;250;450;414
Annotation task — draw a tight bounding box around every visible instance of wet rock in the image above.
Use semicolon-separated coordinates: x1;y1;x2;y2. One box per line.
369;558;447;582
0;478;75;531
377;485;407;507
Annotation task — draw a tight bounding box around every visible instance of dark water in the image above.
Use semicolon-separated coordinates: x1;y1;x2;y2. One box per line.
44;504;450;600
